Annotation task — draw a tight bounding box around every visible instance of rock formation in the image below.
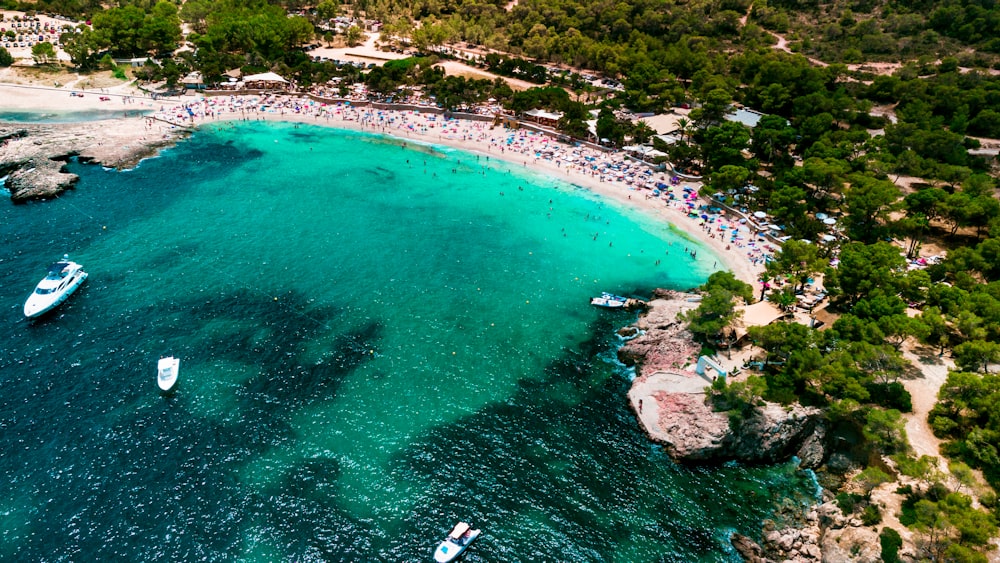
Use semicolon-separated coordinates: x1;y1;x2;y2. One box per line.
1;121;185;202
732;499;901;562
621;290;827;468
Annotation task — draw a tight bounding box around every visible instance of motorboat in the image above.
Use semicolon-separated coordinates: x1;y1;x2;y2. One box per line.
157;356;180;392
433;521;480;562
23;255;88;319
590;292;628;309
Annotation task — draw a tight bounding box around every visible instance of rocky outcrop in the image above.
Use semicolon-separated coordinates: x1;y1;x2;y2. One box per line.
641;389;827;467
735;499;914;563
4;154;80;202
617;290;702;373
622;290;828;468
729;503;827;563
731;533;767;562
819;525;882;563
1;121;184;202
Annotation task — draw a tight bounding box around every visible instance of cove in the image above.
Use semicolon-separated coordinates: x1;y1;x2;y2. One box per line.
0;121;817;561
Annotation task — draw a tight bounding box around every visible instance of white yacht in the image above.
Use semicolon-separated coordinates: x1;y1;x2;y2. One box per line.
433;522;481;563
157;356;180;392
590;292;628;308
24;255;88;319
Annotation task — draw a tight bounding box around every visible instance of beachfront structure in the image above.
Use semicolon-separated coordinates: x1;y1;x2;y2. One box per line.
731;300;789;345
243;72;289;91
653;133;683;146
639;111;690;135
181;71;205;91
622;144;668;166
523;108;563;127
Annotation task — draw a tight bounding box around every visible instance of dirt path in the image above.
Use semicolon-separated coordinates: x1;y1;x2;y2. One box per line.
900;345;953;466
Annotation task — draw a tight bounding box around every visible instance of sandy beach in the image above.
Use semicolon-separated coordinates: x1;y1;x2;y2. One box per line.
2;82;767;286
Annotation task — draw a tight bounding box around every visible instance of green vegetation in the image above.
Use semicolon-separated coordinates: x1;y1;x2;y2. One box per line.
898;483;998;562
31;41;57;65
930;372;1000;490
6;0;1000;554
758;0;1000;67
880;526;903;563
682;271;753;348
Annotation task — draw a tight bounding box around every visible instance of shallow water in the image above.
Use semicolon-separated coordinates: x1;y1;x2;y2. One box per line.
0;121;816;561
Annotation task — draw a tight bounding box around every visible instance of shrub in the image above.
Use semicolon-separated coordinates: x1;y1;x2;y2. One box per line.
980;491;997;510
899;490;920;526
99;53;116;71
836;492;859;515
861;504;883;526
879;527;902;563
865;382;912;412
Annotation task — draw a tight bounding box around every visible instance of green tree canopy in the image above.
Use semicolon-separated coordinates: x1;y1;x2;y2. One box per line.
825;241;906;307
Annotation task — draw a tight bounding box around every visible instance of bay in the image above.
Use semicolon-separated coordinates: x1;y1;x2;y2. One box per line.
0;121;816;561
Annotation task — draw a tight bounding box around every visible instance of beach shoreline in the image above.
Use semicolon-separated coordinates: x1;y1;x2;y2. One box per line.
1;83;766;287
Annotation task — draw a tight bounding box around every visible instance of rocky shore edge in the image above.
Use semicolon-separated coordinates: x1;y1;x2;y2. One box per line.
617;289;827;468
1;120;187;202
616;289;870;562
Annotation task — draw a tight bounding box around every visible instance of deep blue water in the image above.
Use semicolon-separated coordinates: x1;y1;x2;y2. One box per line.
0;121;816;561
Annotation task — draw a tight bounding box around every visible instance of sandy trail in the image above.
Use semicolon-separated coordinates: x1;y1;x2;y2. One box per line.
900;346;953;465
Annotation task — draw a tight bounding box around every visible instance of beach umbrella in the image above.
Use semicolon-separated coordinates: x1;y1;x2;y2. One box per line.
823;218;837;225
753;211;767;219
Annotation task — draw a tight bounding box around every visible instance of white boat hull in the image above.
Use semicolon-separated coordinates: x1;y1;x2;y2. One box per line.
24;258;88;319
158;357;180;392
434;524;480;563
590;296;627;308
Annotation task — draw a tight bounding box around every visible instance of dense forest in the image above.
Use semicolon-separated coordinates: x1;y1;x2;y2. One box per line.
3;0;1000;558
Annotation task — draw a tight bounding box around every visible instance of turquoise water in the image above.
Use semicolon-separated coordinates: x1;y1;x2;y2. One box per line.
0;121;815;561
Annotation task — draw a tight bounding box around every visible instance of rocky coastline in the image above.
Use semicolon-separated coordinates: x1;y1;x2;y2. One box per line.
618;290;837;562
619;289;828;469
1;120;186;202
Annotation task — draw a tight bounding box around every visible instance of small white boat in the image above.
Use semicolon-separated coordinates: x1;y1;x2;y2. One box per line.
590;292;628;309
24;255;88;319
157;356;180;392
433;521;480;563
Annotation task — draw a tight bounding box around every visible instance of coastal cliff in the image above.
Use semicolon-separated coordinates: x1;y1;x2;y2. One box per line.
1;121;185;202
618;292;919;563
620;290;828;468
